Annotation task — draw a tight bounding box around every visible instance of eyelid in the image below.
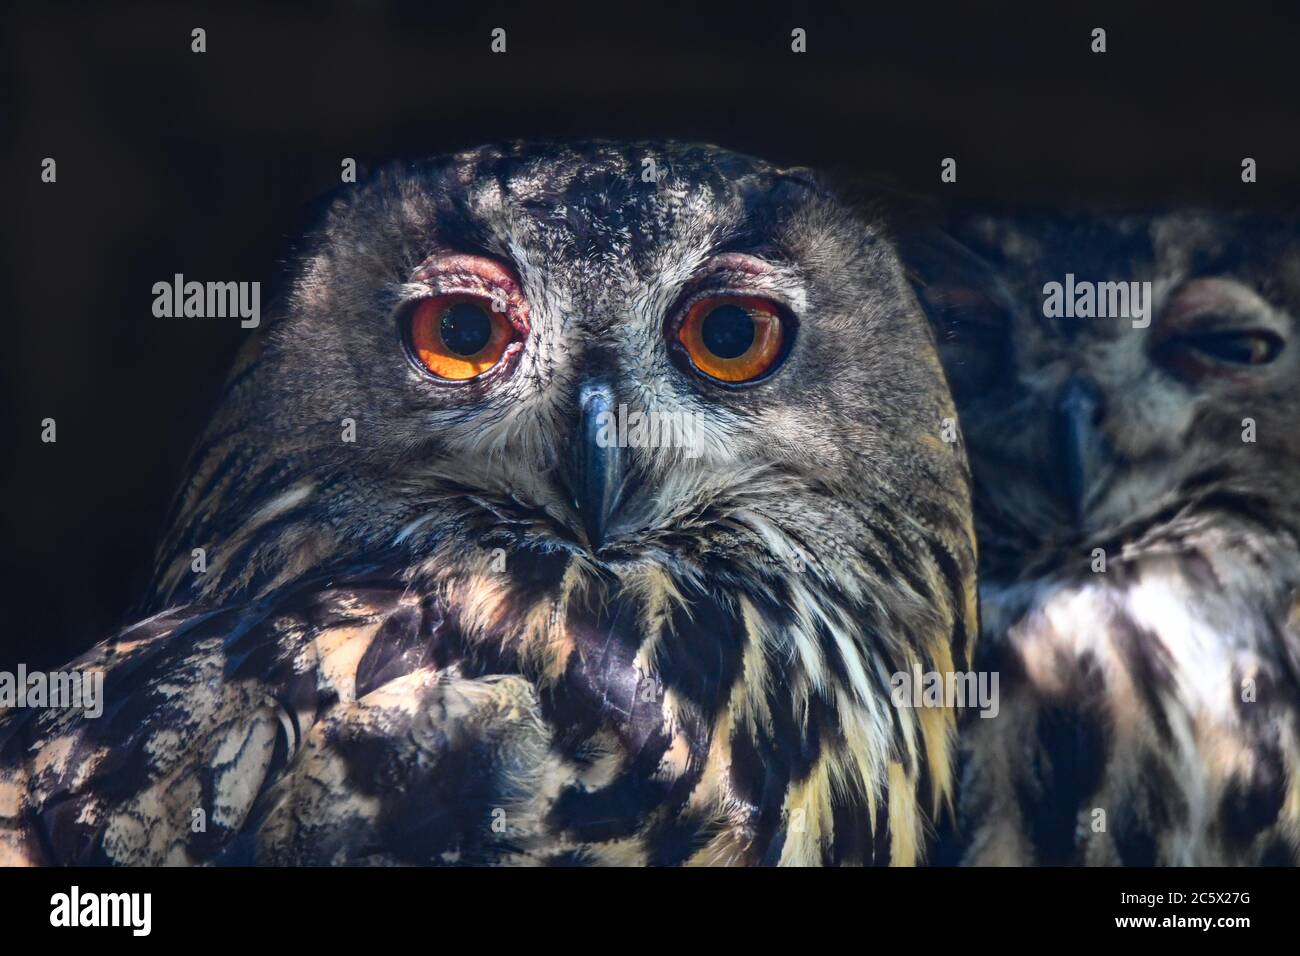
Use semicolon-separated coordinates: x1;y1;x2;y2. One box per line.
670;255;801;331
412;253;520;288
687;254;795;295
405;254;531;336
1161;278;1278;334
1164;306;1270;333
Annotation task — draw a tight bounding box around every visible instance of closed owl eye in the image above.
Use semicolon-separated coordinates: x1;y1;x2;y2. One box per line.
673;295;791;384
1172;328;1283;366
1154;278;1287;382
407;294;518;381
1154;324;1285;382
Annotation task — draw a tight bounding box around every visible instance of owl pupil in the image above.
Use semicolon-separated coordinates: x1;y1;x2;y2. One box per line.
701;305;755;359
440;303;492;356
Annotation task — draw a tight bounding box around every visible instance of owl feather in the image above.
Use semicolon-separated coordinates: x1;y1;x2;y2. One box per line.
2;142;977;866
905;207;1300;865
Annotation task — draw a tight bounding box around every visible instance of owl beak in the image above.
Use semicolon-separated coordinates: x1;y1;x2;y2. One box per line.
567;382;623;550
1053;378;1107;525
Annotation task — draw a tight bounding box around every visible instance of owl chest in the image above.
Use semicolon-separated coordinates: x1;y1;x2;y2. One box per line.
979;566;1300;865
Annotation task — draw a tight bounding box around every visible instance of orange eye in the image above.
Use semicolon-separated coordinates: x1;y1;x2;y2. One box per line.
676;296;788;383
409;295;516;381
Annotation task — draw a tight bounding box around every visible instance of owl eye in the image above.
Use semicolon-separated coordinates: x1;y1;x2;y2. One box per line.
1156;327;1284;380
675;296;789;384
408;295;517;381
1181;330;1282;365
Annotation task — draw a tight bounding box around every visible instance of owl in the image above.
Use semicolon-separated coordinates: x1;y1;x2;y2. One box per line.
0;142;977;866
904;208;1300;865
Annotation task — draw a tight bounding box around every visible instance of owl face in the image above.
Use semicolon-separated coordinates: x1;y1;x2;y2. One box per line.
911;211;1300;567
159;142;962;604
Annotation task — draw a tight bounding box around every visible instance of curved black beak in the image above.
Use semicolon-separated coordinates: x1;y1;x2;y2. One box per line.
1053;377;1107;526
568;383;623;549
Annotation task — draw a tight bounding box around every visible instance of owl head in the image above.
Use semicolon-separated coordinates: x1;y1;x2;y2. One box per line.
905;209;1300;574
153;142;970;608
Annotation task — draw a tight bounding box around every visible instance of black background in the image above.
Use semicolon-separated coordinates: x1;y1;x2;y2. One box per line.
4;0;1300;669
0;863;1282;938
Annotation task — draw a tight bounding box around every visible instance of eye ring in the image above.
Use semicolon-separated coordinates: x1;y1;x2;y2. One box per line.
671;295;794;385
405;293;519;382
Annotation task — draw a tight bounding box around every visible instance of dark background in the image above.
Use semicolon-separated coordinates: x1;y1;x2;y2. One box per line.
4;0;1300;669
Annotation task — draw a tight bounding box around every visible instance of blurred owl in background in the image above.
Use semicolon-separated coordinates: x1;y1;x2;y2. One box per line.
906;208;1300;865
0;142;977;866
